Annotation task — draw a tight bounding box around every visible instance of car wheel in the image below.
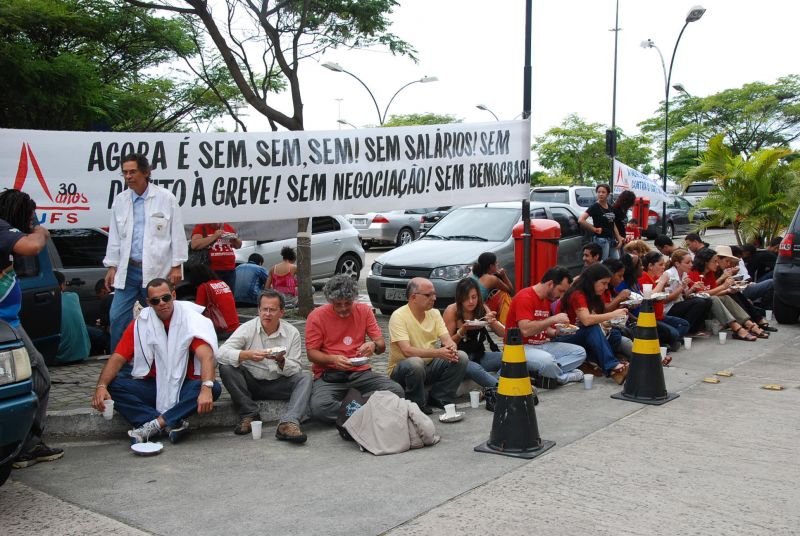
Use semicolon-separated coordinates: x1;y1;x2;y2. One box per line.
336;254;361;281
396;227;415;247
0;460;10;487
773;296;799;325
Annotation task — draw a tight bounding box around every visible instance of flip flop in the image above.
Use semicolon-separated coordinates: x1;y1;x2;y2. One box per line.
732;331;757;342
752;330;769;339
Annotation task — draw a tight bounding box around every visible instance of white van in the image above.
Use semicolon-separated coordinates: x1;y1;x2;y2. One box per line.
681;181;715;205
530;186;597;214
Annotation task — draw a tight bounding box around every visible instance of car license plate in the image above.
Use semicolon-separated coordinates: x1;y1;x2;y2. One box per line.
385;288;406;301
352;218;368;226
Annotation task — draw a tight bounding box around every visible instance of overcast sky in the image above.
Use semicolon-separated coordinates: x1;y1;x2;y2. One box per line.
242;0;797;158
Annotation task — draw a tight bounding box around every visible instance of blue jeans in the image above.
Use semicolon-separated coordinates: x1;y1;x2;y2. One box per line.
742;278;773;302
464;351;502;388
659;315;690;346
107;376;222;429
109;264;148;352
556;324;619;374
593;236;619;260
522;341;586;383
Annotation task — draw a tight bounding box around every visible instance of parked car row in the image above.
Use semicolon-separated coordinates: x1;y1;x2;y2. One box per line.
644;194;708;239
367;201;587;314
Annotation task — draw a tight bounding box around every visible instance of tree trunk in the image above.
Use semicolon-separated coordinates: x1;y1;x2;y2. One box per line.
296;217;314;316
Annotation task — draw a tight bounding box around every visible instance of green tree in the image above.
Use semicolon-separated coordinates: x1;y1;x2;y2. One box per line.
639;75;800;160
0;0;242;131
532;114;653;184
132;0;415;315
683;135;800;244
383;113;460;127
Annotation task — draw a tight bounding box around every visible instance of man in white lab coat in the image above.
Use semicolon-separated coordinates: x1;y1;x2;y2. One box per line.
103;153;186;351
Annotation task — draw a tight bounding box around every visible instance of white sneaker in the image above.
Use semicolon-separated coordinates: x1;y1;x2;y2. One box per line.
128;420;162;444
561;370;584;384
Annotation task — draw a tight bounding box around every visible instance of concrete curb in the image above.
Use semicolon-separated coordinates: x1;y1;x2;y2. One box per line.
46;380;485;438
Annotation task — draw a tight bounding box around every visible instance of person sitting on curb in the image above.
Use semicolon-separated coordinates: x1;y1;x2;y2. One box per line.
53;270;91;363
234;253;269;306
505;266;587;385
306;275;403;423
388;277;468;414
218;290;311;443
582;242;603;268
91;278;221;444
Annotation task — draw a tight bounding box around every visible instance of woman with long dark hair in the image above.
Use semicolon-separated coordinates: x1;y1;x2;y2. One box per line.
443;278;505;395
612;190;637;252
687;248;764;341
193;263;240;336
559;263;629;384
470;251;513;300
579;183;623;260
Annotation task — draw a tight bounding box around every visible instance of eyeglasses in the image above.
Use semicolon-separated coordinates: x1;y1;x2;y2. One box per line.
415;292;436;298
121;169;141;177
259;307;281;314
148;294;173;306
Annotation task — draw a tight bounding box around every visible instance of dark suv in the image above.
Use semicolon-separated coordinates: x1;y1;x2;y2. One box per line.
773;204;800;324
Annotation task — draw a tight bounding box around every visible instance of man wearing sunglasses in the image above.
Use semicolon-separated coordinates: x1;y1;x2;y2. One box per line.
387;277;468;414
91;278;221;444
103;153;187;353
218;290;311;443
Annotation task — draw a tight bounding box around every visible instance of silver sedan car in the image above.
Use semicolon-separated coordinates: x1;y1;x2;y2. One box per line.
367;201;586;314
236;215;365;281
346;208;437;249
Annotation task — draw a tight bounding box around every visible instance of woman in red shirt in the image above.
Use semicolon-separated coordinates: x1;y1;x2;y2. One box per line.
192;264;240;337
559;264;629;384
190;222;242;291
640;251;690;353
687;248;762;341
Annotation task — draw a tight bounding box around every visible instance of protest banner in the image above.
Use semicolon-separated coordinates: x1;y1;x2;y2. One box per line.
0;121;531;229
613;159;666;206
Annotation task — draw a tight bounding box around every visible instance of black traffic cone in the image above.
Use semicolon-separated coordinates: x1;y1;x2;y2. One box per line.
475;328;555;459
611;298;679;405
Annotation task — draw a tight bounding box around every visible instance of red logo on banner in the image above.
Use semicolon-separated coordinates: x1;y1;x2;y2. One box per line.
13;143;89;224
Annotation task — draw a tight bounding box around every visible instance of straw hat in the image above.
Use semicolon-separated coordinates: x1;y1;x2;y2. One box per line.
714;245;737;259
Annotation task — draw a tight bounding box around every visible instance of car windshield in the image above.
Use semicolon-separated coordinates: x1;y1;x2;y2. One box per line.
531;190;568;204
685;184;712;194
424;207;520;242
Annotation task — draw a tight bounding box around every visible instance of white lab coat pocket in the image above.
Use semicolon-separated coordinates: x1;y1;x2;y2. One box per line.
150;213;171;238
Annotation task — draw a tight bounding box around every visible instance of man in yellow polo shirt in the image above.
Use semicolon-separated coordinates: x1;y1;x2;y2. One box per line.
388;277;468;414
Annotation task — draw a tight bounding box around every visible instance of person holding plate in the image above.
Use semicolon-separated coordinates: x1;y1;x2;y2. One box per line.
218;289;311;443
306;275;403;423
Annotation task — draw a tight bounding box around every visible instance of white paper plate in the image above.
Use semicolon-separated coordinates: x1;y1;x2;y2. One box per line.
621;298;643;307
131;442;163;456
609;317;627;326
266;346;286;355
439;412;464;423
696;292;711;299
650;292;669;301
464;320;488;328
348;357;369;366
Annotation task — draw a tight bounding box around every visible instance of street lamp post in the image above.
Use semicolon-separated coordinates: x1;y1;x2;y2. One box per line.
321;62;438;125
337;119;358;129
475;104;500;121
672;83;701;158
641;5;706;234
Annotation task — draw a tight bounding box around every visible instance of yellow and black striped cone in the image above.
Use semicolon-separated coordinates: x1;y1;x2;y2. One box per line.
611;298;679;405
475;328;555;459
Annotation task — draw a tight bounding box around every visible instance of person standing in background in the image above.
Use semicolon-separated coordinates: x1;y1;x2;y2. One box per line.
190;222;242;290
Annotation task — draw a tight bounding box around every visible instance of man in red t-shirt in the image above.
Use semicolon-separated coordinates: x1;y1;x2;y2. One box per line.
190;222;242;289
506;266;586;384
91;278;221;444
306;275;403;423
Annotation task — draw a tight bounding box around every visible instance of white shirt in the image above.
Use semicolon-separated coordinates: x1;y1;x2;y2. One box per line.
103;183;187;289
738;258;750;279
217;318;302;380
663;266;683;313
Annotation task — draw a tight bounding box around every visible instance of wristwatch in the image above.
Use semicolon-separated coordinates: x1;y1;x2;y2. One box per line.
201;380;214;389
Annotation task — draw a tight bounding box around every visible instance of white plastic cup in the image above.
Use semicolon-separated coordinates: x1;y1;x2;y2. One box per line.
444;403;457;417
642;284;653;299
660;347;668;360
102;399;114;420
719;332;727;345
469;391;480;408
583;374;594;390
765;310;773;322
251;420;263;440
684;337;692;350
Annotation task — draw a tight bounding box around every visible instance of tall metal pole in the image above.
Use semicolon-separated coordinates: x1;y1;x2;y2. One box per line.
662;21;690;234
609;0;620;186
522;0;533;288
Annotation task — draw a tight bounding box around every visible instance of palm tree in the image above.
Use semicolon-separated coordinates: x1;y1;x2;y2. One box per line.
682;135;800;245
